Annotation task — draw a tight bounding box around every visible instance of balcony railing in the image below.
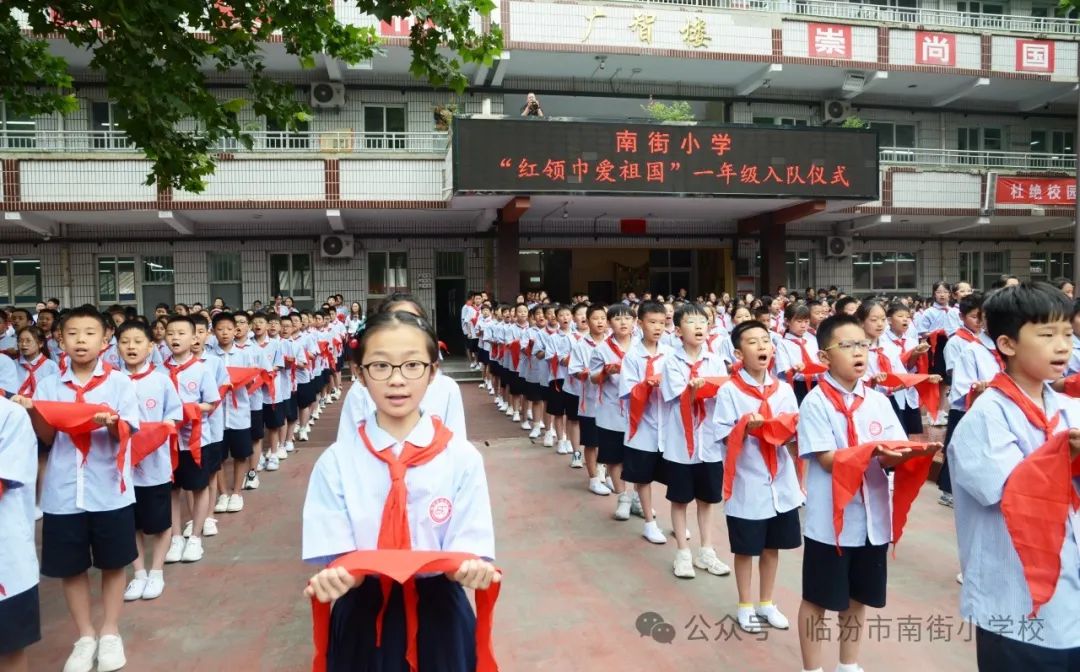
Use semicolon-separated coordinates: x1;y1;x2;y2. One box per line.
609;0;1080;35
880;146;1076;171
0;130;451;155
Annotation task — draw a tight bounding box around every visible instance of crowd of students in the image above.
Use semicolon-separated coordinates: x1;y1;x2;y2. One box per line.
3;275;1080;672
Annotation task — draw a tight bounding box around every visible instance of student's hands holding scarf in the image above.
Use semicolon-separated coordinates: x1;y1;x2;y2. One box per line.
446;558;501;590
305;566;359;604
873;441;942;468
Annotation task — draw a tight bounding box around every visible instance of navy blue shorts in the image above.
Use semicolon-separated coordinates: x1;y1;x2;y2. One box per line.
622;447;665;485
202;440;223;474
525;381;545;403
250;410;265;441
298;381;317;408
41;506;138;578
579;415;599;447
801;536;888;612
478;349;490;364
562;391;580;422
545;382;565;416
327;575;475;672
263;403;285;429
597;427;626;465
285;395;299;423
976;627;1080;671
134;483;172;534
173;449;210;491
509;373;526;397
0;585;40;654
889;397;924;435
727;508;802;556
664;460;724;505
222;428;254;460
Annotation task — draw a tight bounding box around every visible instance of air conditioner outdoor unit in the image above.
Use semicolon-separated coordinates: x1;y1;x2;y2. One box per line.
311;82;346;109
320;234;354;259
823;99;851;124
823;236;853;258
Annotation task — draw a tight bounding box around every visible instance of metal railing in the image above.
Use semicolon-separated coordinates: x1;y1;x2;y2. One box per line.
607;0;1079;36
880;146;1076;171
0;130;451;155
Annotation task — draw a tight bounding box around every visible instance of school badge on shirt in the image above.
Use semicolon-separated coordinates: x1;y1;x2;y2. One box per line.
429;497;453;525
868;420;883;437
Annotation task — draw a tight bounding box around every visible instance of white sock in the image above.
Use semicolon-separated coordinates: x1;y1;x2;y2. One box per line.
837;664;860;672
148;569;163;581
133;569;147;580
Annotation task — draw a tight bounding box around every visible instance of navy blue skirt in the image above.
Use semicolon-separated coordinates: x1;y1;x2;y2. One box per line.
328;575;477;672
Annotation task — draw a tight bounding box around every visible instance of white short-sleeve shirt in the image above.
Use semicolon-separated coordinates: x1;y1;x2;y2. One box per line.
0;398;39;601
660;345;728;464
125;363;184;487
618;341;671;453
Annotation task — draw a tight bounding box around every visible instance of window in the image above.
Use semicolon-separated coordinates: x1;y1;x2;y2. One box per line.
786;251;813;291
1029;130;1073;169
208;252;243;309
367;251;408;295
0;259;43;306
752;117;808;127
270;253;313;300
956;1;1005;27
1029;251;1074;282
98;256;137;304
0;102;36;150
959;250;1010;290
140;256;175;317
90;102;131;149
435;251;465;277
363;105;406;149
649;249;692;297
959;127;1004;166
852;251;917;292
868;122;916;148
265;116;310;150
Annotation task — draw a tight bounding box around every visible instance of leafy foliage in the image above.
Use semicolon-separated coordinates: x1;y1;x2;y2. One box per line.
1;1;502;192
641;98;696;122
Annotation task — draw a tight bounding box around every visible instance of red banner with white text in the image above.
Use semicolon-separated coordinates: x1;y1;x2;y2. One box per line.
995;176;1075;206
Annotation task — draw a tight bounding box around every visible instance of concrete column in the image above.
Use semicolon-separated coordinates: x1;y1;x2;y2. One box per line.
759;218;787;296
496;219;520;301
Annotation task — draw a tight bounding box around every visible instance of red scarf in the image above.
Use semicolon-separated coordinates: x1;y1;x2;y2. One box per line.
356;418;458;672
126;364;180;469
165;357;208;466
627;353;663;441
785;336;826;385
575;337;598;413
964;338;1005;410
317;339;337;373
18;354;49;396
679;357;727;459
723;374;798;500
992;373;1080;616
819;381;935;553
954;327;978;345
913;348;942;422
224;366;263;408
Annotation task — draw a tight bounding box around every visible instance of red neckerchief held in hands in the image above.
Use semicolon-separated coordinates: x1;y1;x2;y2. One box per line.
627;353;663;441
594;337;628;409
991;373;1080;616
317;340;336;373
130;422;177;468
913;349;942;422
508;340;522;370
18;354;49;396
224;366;262;408
964;340;1005;410
356;417;455;672
723;374;797;500
309;550;500;672
679;358;728;460
165;356;199;393
785;336;827;388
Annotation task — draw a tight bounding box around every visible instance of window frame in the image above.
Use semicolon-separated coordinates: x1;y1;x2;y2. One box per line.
785;250;813;291
0;102;36;150
0;257;44;307
958;250;1011;291
851;250;918;293
367;250;409;297
89;101;131;150
264;116;311;150
97;255;139;306
1028;251;1074;283
269;252;314;301
363;104;407;150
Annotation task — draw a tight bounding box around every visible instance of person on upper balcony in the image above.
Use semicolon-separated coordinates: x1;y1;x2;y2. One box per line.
520;93;544;117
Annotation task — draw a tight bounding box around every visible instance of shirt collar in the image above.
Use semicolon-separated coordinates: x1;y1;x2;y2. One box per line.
360;412;436;453
59;357;105;384
823;371;865;398
673;343;713;364
978;331;996;349
123;360;154;376
738;367;774;388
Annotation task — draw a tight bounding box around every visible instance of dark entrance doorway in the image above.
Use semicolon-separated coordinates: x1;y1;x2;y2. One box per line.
435;277;467;355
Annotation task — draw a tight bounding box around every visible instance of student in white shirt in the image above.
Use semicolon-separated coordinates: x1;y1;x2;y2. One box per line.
775;303;820;405
713;320;802;634
0;397;40;670
950;283;1080;668
523;304;550;440
207;312;255;513
590;304;636;521
569;305;609;494
302;311;496;671
884;302;928;435
660;304;730;580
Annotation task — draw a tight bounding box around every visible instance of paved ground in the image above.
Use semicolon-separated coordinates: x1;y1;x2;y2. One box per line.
30;376;975;671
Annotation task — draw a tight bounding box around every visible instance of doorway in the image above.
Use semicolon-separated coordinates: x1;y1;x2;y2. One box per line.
435;277;467;356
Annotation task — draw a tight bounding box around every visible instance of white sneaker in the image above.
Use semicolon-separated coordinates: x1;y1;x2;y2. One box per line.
203;517;218;537
180;536;204;563
673;548;696;579
569;451;584;468
312;408;322;420
257;454;267;471
298;427;310;442
629;495;644;518
292;424;300;437
243;470;260;490
96;634;126;672
521;420;532;431
588;478;611;496
614;492;632;520
737;606;762;634
227;493;244;512
528;425;542;439
141;571;164;600
266;455;280;471
275;446;288;460
694;547;732;576
526;409;534;421
213;494;229;513
642;521;667;544
557;439;573;455
511;412;521;422
182;520;193;538
63;636;97;672
832;666;864;672
284;440;295;453
478;382;487;389
543;430;556;447
605;476;615;492
124;572;148;601
537;420;545;430
505;406;514;417
164;536;185;563
755;603;790;629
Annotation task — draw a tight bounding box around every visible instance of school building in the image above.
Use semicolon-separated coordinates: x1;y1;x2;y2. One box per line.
2;1;1079;347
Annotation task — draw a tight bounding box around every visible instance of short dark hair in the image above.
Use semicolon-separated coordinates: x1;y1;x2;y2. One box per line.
606;303;634;320
165;315;196;332
674;302;708;327
637;301;666;319
190;314;209;329
885;302;910;318
155;302;171;311
352;311;438;366
958;292;985;317
116;320;154;342
250;312;269;322
854;299;885;322
835;296;859;315
212;312;236;328
984;282;1072;351
784;303;811;322
816;314;863;350
59;304;109;331
731;320;770;350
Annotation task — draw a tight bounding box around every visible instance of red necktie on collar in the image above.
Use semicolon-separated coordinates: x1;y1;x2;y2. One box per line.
129;364;156;382
679;359;728;459
991;373;1080;616
165;358;207;466
357;418;456;672
18;355;49;396
165;357;199;391
723;375;798;500
628;353;663;440
954;328;978;345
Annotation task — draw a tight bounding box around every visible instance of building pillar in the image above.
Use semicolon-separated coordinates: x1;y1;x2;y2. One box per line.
759;217;787;297
496;219;520;301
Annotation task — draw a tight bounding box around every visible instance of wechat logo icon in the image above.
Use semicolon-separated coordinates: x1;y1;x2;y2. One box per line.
635;611;676;644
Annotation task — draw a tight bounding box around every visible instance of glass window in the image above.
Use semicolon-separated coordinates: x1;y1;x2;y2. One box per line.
208;252;242;283
959;251;1011;290
265;116;310;150
786;251;813;290
868;122;916;148
0;102;36;150
269;253;313;299
1029;252;1073;282
367;251;408;295
0;259;43;306
649;249;670;266
98;256;137;304
142;256;175;284
852;250;917;291
364;106;407;149
90;102;130;149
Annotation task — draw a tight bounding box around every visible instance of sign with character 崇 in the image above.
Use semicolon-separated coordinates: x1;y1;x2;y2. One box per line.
452;117;879;200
